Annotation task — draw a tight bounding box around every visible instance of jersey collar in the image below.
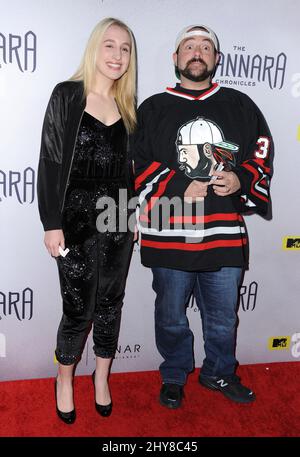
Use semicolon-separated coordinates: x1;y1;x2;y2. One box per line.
166;83;220;100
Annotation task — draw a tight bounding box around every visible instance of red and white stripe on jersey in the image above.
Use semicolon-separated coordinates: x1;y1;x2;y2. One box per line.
139;210;246;240
141;237;247;251
240;161;270;203
165;83;220;101
135;161;162;191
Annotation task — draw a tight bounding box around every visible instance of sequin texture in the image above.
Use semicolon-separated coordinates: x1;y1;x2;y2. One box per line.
55;112;134;364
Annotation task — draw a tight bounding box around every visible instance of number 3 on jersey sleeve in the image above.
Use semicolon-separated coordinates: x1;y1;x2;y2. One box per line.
254;136;270;159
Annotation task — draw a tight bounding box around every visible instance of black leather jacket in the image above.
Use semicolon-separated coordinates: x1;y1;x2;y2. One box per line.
37;80;134;231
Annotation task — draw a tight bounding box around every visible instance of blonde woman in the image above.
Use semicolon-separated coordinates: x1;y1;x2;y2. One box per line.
37;18;137;424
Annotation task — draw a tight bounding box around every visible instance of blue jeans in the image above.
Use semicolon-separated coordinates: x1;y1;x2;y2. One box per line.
152;267;242;385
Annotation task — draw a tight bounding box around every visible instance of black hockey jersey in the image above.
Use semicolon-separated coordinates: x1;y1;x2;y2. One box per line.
134;83;272;271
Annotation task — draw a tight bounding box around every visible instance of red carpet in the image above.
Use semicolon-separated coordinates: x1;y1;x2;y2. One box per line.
0;362;300;437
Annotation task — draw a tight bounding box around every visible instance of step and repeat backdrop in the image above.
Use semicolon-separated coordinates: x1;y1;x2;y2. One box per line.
0;0;299;380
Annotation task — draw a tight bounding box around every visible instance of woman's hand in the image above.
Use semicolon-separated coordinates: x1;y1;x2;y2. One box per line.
44;229;65;257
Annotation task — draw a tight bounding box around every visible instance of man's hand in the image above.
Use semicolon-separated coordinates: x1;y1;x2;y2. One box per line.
133;225;139;243
210;170;241;196
184;180;209;202
44;229;65;257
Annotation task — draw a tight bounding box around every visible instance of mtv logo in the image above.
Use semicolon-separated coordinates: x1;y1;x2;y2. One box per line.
268;336;290;350
287;238;300;248
0;333;6;357
272;338;288;348
283;237;300;249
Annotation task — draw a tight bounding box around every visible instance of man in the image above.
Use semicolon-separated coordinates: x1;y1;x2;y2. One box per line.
134;25;272;408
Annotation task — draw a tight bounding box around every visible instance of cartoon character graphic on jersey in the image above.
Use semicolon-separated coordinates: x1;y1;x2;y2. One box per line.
175;117;239;179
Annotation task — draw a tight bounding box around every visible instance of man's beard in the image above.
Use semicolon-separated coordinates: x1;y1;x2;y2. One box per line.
184;157;212;178
176;58;215;82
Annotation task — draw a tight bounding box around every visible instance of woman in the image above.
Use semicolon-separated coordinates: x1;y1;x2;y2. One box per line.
37;17;137;424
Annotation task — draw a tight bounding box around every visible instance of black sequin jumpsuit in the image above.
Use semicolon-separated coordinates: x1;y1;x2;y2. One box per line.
55;112;134;365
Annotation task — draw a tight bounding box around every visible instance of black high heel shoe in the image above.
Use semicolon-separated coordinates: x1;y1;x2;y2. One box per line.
92;371;112;417
54;379;76;424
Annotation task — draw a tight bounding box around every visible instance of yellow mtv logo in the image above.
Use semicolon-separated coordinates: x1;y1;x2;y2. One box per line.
268;336;290;350
282;236;300;250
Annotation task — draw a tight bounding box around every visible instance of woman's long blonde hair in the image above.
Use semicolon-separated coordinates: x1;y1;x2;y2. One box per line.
70;17;137;133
